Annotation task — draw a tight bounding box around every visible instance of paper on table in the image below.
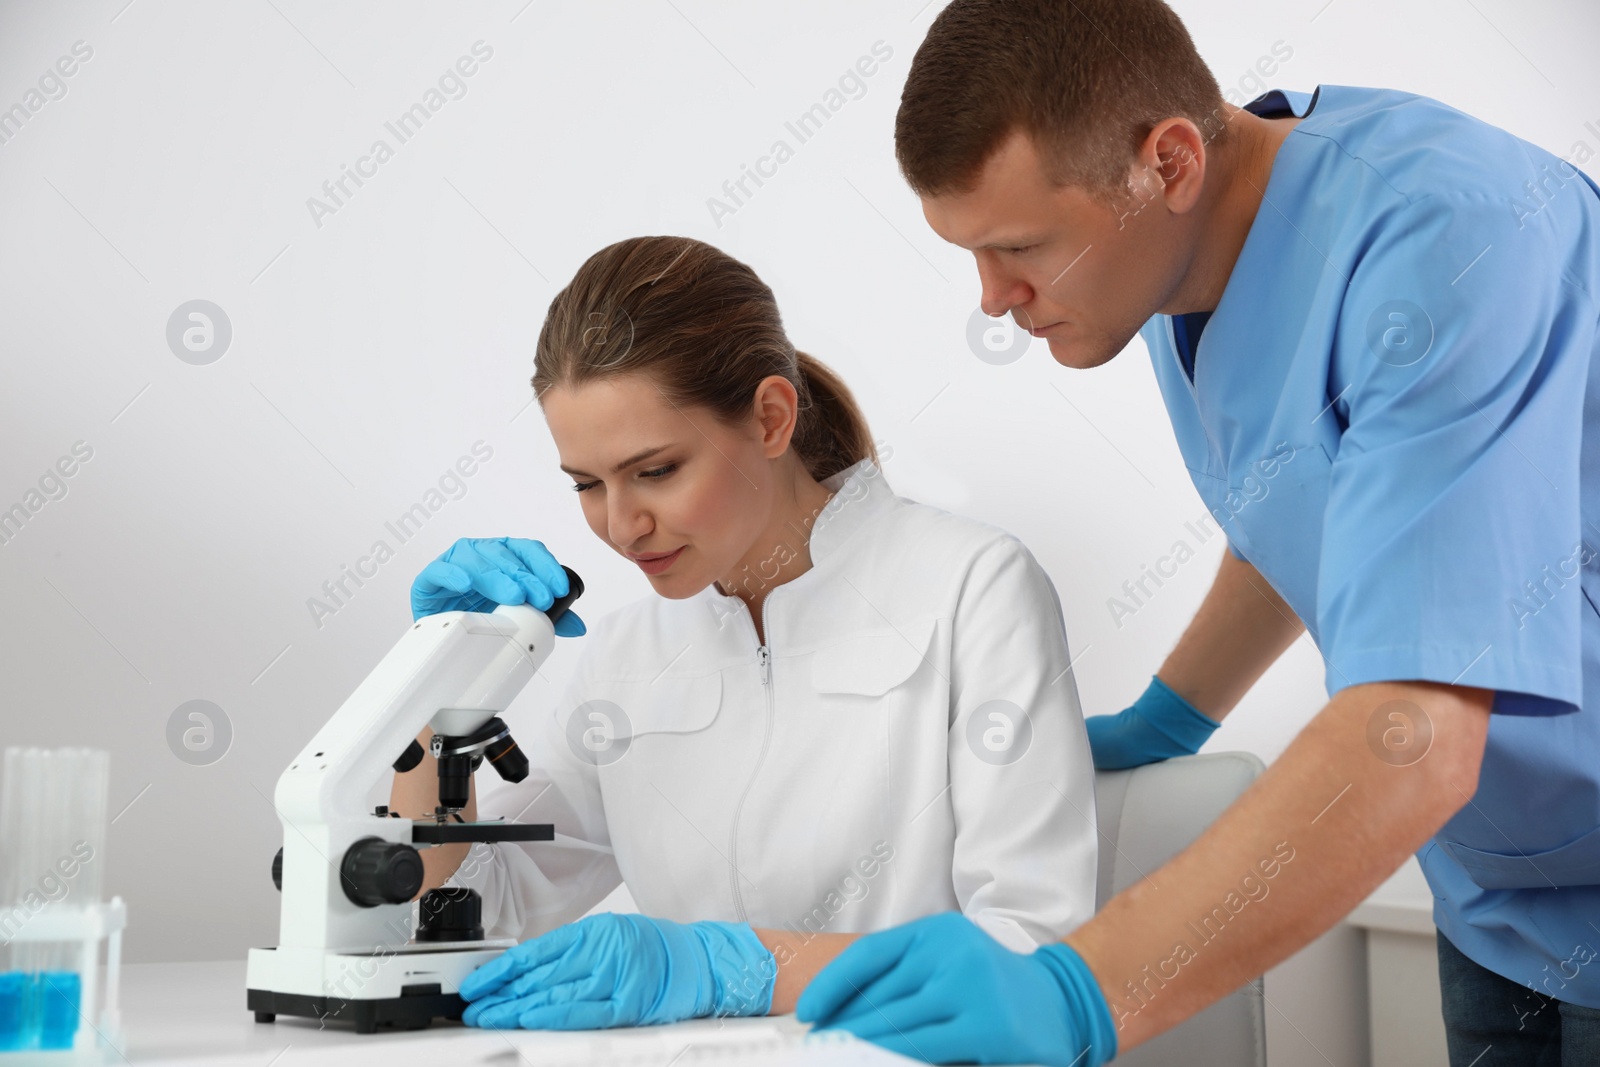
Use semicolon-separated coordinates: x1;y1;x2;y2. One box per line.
133;1016;922;1067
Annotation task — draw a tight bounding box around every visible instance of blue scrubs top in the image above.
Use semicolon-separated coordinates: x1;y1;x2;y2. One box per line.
1141;85;1600;1003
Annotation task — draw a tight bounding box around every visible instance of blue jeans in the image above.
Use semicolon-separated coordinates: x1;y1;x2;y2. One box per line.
1438;930;1600;1066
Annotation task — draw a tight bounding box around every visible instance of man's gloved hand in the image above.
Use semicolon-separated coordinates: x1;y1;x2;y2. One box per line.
1085;674;1219;770
411;537;585;636
459;913;776;1030
797;912;1116;1067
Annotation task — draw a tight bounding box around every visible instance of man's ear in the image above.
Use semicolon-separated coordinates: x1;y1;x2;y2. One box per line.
752;375;801;459
1133;117;1208;216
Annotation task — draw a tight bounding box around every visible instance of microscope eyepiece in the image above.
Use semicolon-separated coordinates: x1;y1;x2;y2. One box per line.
546;566;584;625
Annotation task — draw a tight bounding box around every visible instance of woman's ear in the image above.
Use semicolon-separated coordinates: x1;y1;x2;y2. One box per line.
751;375;801;459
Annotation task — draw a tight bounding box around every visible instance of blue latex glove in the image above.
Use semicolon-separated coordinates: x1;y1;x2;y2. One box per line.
797;912;1116;1067
1085;674;1219;770
411;537;585;636
459;912;776;1030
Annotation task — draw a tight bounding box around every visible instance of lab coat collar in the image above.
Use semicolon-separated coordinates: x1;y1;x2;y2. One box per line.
694;455;897;629
808;455;896;566
1242;85;1320;119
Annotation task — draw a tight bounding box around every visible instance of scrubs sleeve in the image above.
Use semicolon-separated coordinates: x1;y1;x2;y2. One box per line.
444;646;623;939
946;535;1098;950
1317;192;1594;715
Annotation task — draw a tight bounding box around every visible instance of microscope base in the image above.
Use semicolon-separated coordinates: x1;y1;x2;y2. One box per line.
247;985;462;1033
245;941;514;1034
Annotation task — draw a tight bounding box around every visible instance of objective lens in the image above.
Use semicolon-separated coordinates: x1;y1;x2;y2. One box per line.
436;755;473;811
483;733;529;783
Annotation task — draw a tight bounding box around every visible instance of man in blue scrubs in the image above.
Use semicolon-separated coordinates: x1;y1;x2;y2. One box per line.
795;1;1600;1065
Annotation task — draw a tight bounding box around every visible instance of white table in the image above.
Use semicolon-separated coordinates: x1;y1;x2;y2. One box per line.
109;960;906;1066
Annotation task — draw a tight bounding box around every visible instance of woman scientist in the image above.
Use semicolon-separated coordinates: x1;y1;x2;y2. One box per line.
390;235;1097;1029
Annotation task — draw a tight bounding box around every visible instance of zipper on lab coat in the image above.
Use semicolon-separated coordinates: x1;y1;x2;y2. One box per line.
727;597;776;923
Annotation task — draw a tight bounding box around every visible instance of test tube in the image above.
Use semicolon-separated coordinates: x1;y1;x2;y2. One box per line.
0;747;109;1052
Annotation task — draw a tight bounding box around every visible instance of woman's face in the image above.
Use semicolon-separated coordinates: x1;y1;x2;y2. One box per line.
542;374;786;600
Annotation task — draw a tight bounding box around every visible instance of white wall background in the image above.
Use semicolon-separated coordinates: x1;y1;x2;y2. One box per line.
0;0;1594;1063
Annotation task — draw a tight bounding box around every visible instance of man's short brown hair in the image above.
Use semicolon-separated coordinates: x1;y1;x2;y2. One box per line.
896;0;1227;199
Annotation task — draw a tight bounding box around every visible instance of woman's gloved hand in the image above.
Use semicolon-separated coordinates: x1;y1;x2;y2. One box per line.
459;913;776;1030
1085;674;1219;770
797;912;1117;1067
411;537;585;636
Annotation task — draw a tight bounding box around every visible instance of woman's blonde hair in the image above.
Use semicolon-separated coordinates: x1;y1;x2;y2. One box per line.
533;236;876;482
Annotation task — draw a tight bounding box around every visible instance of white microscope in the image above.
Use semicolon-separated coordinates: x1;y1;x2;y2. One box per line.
245;569;583;1033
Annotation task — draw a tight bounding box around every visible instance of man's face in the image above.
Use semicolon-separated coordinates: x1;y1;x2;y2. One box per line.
922;127;1195;370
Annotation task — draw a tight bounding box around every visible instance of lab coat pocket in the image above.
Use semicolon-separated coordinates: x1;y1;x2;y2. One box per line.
590;671;724;740
1439;824;1600;890
584;671;729;917
793;618;941;891
802;617;941;804
563;672;723;775
809;618;940;697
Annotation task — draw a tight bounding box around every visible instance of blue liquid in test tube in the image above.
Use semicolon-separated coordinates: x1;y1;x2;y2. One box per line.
0;972;27;1050
0;971;81;1050
38;972;81;1050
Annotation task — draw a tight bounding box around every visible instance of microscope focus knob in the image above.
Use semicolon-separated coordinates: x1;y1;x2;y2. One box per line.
340;837;424;908
415;887;484;942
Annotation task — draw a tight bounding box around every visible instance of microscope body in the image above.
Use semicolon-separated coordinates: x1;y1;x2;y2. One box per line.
246;575;579;1033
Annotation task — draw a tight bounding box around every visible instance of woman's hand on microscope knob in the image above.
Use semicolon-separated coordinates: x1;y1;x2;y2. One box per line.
411;537;586;636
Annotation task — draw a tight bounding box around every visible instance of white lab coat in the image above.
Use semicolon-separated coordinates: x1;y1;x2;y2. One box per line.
447;457;1098;953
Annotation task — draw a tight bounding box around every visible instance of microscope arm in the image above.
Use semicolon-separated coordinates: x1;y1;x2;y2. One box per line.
273;602;560;832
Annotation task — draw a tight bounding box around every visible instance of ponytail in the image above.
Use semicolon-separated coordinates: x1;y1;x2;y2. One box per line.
791;350;878;482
